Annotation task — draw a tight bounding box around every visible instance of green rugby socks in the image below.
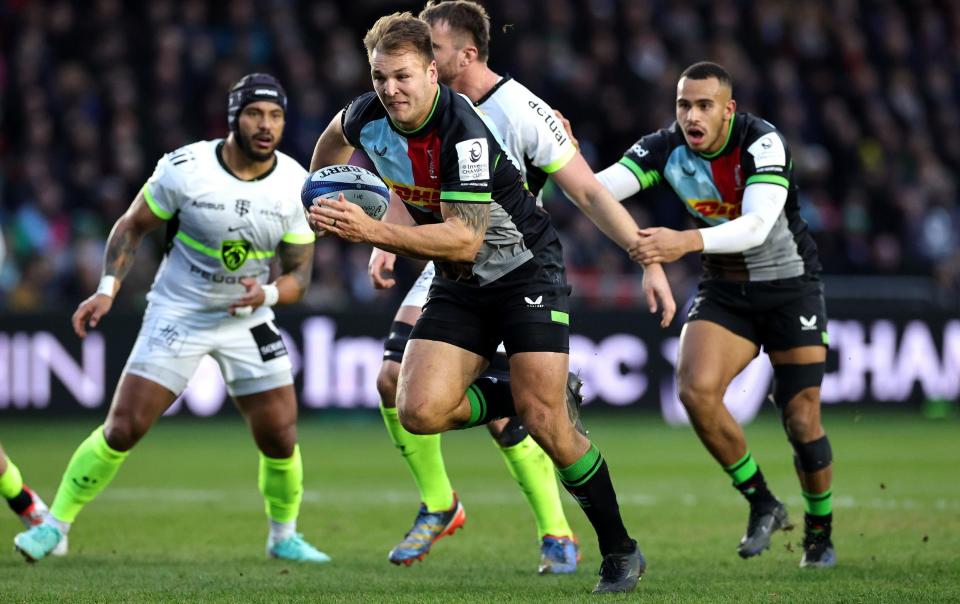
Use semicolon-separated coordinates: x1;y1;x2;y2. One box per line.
0;456;33;515
50;425;129;524
725;451;777;508
0;456;25;500
259;445;303;524
498;435;573;539
803;489;833;538
558;443;632;555
381;404;454;512
461;378;516;428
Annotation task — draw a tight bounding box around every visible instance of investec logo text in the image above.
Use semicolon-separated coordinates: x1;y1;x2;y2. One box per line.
0;318;958;421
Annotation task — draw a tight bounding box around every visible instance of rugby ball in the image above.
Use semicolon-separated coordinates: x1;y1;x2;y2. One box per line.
301;164;390;220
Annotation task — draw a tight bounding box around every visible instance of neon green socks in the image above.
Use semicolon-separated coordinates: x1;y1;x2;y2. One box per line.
50;425;130;523
258;445;303;524
381;404;454;512
724;451;759;486
498;435;572;538
0;456;24;499
803;489;833;517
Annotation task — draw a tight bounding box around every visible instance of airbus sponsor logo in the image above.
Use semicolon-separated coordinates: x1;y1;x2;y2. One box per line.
191;200;225;210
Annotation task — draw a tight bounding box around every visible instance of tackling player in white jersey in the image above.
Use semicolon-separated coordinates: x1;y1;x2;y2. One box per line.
362;1;675;582
14;74;328;564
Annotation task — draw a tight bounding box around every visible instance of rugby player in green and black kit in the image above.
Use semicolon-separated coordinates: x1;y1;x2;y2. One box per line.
307;12;645;594
596;62;836;568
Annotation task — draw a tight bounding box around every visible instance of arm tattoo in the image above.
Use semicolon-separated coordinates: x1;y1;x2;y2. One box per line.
103;223;142;280
449;202;490;240
277;241;314;294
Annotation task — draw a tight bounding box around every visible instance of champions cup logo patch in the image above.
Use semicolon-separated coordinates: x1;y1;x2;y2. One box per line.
747;132;786;169
222;240;251;271
455;138;489;181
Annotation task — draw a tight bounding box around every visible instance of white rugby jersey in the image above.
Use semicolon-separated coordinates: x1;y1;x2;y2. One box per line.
141;139;314;318
474;77;576;205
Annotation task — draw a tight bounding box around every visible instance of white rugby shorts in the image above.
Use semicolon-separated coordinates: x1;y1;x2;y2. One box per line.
399;261;436;309
124;304;293;397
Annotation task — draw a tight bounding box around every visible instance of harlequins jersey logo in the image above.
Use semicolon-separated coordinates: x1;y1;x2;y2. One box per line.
222;240;251;271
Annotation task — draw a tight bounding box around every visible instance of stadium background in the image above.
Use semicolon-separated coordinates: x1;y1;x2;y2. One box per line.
0;2;957;602
0;0;956;416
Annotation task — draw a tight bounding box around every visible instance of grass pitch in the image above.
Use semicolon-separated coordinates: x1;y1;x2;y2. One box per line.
0;410;957;603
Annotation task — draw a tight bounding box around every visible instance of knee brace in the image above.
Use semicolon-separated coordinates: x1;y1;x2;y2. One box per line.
492;416;528;448
770;362;825;414
383;321;413;364
791;434;832;473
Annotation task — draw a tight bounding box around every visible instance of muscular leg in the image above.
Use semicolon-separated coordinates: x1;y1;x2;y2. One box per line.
676;321;758;466
485;355;574;546
378;307;455;512
509;351;635;559
768;346;832;495
384;314;574;568
396;339;488;433
234;385;306;547
769;346;835;564
51;374;178;527
678;320;788;557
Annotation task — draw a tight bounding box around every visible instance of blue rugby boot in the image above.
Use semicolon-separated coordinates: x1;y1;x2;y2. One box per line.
14;523;63;563
388;495;466;566
538;534;579;574
268;533;331;563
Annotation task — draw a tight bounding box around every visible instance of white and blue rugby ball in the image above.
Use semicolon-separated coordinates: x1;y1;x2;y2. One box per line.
301;164;390;220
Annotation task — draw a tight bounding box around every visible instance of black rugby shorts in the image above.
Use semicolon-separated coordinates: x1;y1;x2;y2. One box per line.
685;276;829;351
410;259;571;359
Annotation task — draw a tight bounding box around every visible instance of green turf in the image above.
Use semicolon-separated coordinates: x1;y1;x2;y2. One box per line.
0;410;957;603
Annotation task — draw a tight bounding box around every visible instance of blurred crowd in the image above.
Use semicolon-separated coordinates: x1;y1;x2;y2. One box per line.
1;0;958;313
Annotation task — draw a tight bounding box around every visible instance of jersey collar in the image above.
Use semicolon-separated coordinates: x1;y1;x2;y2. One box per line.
388;85;442;137
216;140;278;182
474;75;512;107
697;113;737;159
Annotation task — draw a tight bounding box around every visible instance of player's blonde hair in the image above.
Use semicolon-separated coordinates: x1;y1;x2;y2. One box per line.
363;12;435;65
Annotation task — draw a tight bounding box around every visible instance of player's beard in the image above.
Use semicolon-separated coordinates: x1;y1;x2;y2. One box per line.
236;129;278;163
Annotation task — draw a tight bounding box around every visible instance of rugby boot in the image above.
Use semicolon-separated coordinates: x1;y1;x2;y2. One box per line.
737;499;791;558
388;495;466;565
14;524;63;563
268;533;331;563
565;372;587;435
538;534;580;574
14;486;48;529
799;515;836;568
592;539;646;594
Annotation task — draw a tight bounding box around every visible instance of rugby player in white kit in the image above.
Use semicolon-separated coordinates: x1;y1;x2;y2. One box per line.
14;74;329;564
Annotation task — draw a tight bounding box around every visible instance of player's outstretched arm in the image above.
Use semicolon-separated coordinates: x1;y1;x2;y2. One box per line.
72;190;166;337
553;153;644;251
309;111;354;171
553;154;676;326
